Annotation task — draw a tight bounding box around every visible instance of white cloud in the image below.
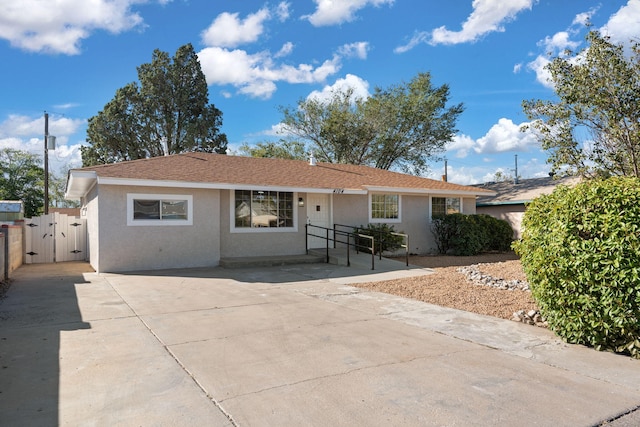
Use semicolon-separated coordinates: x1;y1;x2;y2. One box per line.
445;134;476;158
429;0;534;45
306;74;371;103
276;2;291;22
600;0;640;44
394;31;429;54
481;168;507;183
539;31;580;54
0;0;148;55
274;42;294;58
526;54;552;88
197;3;367;99
426;165;484;186
479;158;551;182
0;114;85;172
513;63;522;73
337;41;369;59
573;7;598;26
526;1;640;90
444;118;539;160
0;114;83;139
474;118;539;154
304;0;394;26
201;8;272;48
198;40;366;98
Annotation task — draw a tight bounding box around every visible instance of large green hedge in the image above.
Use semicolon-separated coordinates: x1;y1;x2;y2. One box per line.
514;177;640;358
431;213;513;256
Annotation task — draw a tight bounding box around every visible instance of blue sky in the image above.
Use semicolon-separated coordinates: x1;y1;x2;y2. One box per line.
1;0;639;184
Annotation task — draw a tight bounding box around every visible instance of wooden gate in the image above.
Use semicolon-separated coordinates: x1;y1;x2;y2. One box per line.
24;213;87;264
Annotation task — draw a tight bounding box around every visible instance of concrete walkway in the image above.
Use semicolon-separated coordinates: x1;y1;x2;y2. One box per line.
1;261;639;426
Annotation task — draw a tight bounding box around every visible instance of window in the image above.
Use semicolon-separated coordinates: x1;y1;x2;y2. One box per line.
370;194;400;222
234;190;294;229
127;194;193;226
431;197;461;219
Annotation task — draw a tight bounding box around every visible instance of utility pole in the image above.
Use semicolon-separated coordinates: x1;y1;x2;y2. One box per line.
43;112;56;214
514;154;519;184
443;158;448;182
44;112;49;215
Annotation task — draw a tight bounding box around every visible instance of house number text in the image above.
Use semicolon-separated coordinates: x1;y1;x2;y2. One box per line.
333;188;344;194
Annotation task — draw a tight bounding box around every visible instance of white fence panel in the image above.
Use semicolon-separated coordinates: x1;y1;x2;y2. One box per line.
24;214;55;264
55;214;86;262
24;213;87;264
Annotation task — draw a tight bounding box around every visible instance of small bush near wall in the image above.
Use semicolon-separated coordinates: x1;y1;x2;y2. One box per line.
514;177;640;358
431;213;513;256
354;223;404;255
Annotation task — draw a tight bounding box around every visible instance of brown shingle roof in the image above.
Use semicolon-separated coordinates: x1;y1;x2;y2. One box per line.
474;176;579;205
73;153;493;194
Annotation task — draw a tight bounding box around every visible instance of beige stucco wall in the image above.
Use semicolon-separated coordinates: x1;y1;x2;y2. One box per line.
332;193;460;255
332;194;369;226
462;197;477;215
84;184;99;271
93;185;221;273
476;205;525;239
219;190;307;258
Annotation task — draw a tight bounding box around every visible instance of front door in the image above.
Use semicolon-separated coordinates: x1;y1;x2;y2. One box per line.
306;193;331;249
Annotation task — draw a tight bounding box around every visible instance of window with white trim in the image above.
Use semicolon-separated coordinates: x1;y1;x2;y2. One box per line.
127;194;193;226
369;194;400;222
431;197;461;219
234;190;294;229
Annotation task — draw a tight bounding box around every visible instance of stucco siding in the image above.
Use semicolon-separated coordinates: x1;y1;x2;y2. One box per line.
462;197;477;214
219;190;307;258
333;193;435;254
95;185;220;272
476;205;525;239
332;194;369;226
398;195;433;254
85;184;99;271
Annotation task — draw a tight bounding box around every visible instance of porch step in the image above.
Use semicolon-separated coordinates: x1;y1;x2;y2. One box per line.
219;254;325;269
308;248;349;266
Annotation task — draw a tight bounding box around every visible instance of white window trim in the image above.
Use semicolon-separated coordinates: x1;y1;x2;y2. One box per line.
368;193;402;223
127;193;193;226
230;190;299;233
429;196;462;221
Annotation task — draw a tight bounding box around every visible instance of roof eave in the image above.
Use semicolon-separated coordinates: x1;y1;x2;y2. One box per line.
365;185;496;197
65;170;98;200
94;177;369;194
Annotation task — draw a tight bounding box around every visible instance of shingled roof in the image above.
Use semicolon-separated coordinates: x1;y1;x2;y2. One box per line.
66;153;494;199
474;175;579;206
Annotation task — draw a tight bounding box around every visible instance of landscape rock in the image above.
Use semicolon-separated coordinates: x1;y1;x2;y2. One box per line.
457;264;530;291
457;264;547;328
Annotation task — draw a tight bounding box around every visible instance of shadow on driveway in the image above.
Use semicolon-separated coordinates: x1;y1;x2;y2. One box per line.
0;262;91;425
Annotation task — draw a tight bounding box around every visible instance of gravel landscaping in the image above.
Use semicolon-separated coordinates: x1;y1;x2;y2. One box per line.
353;252;540;322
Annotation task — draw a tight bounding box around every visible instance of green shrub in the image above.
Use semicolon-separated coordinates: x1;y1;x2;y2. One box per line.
513;177;640;358
354;223;404;255
448;213;486;255
477;214;514;252
431;216;455;254
431;213;513;255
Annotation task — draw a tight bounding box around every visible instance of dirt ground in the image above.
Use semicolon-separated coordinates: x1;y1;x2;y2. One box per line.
352;252;538;321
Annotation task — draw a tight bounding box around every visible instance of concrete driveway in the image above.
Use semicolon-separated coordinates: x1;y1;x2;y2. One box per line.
1;261;640;426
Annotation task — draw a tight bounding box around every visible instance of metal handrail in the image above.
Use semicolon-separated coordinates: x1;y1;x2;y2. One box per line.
392;232;409;266
306;223;377;269
334;223;409;265
307;223;410;270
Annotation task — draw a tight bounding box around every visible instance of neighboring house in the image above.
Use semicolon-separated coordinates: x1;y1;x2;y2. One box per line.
65;153;495;273
474;175;578;239
0;201;23;223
